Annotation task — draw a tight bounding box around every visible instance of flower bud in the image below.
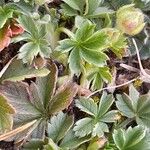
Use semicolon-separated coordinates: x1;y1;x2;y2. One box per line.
116;4;145;35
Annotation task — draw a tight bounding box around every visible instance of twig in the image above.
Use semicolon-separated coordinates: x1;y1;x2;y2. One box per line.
132;38;145;73
132;38;150;79
120;63;140;73
87;78;137;98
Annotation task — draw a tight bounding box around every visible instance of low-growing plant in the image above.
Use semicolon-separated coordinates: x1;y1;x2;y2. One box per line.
0;0;150;149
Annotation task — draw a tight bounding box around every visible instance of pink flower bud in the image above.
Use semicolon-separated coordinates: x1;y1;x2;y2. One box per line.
116;4;145;35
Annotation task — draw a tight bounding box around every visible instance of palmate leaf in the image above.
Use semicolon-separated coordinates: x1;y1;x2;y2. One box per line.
0;94;15;133
116;84;150;128
113;126;150;150
0;61;78;140
74;92;117;138
17;15;51;63
0;58;50;83
48;112;74;143
18;41;51;64
57;21;109;75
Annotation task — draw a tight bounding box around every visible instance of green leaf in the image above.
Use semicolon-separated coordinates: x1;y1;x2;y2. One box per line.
100;110;118;123
68;48;81;75
29;83;45;113
129;84;140;107
18;41;51;64
62;0;85;15
100;28;127;58
92;122;109;137
85;65;112;91
85;0;101;15
116;94;135;118
73;117;95;137
75;93;117;138
87;7;114;18
17;15;51;63
0;6;14;28
61;3;78;16
48;112;74;143
0;82;41;126
36;61;58;108
99;67;112;82
23;139;45;150
136;95;150;127
111;35;127;58
82;31;108;50
113;126;150;150
81;49;108;66
57;39;75;53
116;85;150;128
75;98;98;117
17;15;38;37
98;92;114;117
62;0;81;11
113;128;125;149
0;58;50;83
0;94;15;133
91;73;103;91
18;42;40;63
57;21;109;75
75;21;95;41
48;81;78;115
60;129;91;149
